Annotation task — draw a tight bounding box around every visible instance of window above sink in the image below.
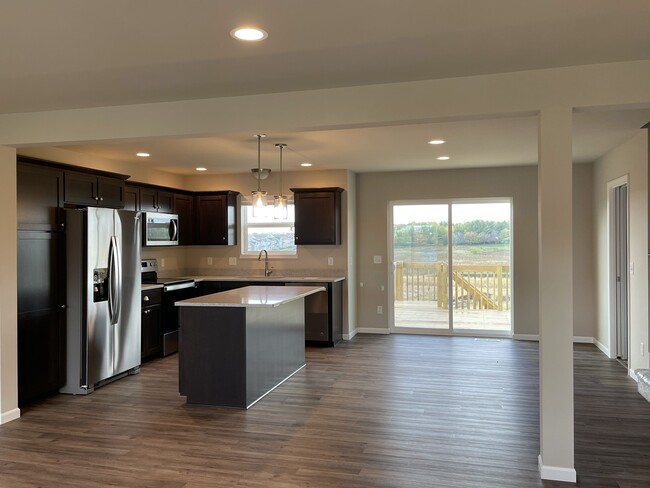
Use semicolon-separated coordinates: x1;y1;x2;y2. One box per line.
240;203;297;257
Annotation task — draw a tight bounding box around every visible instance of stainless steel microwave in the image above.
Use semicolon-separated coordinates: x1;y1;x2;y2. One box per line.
143;212;179;246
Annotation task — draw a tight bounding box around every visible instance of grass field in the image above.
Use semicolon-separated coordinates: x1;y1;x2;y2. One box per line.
393;244;510;265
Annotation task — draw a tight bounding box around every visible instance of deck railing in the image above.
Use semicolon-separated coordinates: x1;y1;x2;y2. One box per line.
394;261;511;311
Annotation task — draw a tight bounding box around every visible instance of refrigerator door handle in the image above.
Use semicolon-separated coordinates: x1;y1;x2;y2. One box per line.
108;236;122;325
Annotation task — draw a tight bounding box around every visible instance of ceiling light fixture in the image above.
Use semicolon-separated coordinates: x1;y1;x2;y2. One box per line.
437;156;451;161
251;134;268;216
300;162;312;167
230;27;268;42
196;167;207;171
428;139;446;145
274;143;288;220
136;152;150;157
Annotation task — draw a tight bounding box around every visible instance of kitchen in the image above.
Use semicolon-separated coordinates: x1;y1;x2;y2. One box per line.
16;153;352;407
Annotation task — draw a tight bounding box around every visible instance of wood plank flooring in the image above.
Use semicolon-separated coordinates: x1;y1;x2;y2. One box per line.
0;335;648;487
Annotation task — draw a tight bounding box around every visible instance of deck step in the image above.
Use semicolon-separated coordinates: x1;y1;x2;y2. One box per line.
636;369;650;403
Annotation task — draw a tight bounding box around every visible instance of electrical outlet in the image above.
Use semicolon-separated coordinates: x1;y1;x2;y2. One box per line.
360;282;364;287
207;257;213;265
630;262;635;275
381;285;385;291
327;257;334;266
160;258;166;268
373;255;382;264
229;257;237;266
377;306;383;314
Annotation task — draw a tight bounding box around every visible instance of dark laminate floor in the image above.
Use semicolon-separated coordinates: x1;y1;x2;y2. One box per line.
0;335;648;487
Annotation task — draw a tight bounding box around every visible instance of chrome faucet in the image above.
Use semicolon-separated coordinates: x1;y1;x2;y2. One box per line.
258;249;273;277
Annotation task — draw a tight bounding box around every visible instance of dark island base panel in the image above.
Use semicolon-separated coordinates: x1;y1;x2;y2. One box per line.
178;300;306;408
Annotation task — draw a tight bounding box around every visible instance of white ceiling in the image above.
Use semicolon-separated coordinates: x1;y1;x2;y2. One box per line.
6;1;650;174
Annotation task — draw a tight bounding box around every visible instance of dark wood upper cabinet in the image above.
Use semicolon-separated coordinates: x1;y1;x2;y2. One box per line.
124;185;139;211
64;171;125;208
139;186;174;213
195;191;238;245
17;163;64;231
174;193;195;245
291;187;343;245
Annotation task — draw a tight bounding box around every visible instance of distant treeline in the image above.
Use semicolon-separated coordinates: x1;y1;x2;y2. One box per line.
394;220;510;246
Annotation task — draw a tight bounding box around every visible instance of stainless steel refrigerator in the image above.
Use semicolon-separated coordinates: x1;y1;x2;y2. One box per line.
60;208;141;395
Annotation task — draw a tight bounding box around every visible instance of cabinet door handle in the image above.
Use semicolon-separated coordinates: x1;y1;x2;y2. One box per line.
143;296;149;301
99;197;104;201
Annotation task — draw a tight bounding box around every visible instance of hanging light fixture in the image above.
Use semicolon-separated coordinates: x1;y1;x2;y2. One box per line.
251;134;268;216
274;143;288;219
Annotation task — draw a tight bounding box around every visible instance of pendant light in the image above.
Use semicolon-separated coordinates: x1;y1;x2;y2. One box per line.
274;143;288;219
251;134;267;216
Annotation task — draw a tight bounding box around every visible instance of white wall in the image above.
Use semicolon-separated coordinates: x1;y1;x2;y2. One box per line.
0;146;18;424
573;164;596;339
357;165;539;335
593;130;649;371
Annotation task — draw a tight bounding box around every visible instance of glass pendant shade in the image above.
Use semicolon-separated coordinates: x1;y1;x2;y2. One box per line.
274;195;288;220
252;190;267;217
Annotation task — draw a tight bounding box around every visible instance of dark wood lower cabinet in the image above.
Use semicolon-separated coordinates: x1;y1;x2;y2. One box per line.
141;288;163;360
17;230;66;406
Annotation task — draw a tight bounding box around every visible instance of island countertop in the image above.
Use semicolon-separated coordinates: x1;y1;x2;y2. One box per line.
175;285;325;308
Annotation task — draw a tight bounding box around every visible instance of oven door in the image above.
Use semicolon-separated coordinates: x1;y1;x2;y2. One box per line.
144;212;179;246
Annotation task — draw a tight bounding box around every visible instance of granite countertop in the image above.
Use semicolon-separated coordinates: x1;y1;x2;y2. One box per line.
184;275;345;283
141;283;164;291
175;285;326;308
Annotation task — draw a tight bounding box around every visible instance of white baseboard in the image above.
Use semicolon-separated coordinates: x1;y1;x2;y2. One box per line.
513;334;539;341
0;408;20;424
593;338;610;356
513;334;599;346
356;327;390;335
573;336;593;343
343;329;358;340
538;455;577;483
629;369;638;382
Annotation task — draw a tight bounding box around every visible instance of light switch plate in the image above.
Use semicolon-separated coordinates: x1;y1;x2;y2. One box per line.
327;257;334;266
229;257;237;266
207;257;213;265
161;258;166;268
373;255;382;264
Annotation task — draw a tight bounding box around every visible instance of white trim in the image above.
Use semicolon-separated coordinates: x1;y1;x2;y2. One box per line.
513;334;539;341
0;408;21;424
607;175;630;361
356;327;390;335
538;455;577;483
343;329;358;340
629;369;638;382
593;338;610;356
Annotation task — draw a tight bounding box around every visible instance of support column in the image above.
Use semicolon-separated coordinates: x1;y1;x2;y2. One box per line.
0;145;19;424
537;108;575;482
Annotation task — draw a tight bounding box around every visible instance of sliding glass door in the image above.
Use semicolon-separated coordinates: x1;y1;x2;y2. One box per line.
392;204;449;329
390;200;512;334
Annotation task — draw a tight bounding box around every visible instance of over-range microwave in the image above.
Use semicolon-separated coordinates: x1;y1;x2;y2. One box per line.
143;212;179;246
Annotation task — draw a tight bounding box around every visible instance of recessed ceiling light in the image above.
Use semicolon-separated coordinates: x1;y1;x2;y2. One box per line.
195;167;207;171
136;152;150;157
230;27;268;42
437;156;451;161
428;139;446;145
300;162;313;167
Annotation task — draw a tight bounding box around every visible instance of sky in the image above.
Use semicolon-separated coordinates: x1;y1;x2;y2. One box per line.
393;202;511;225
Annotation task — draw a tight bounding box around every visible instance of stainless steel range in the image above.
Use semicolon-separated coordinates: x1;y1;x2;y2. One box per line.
141;258;196;356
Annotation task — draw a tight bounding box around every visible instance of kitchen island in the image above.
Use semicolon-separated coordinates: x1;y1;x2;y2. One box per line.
176;285;324;408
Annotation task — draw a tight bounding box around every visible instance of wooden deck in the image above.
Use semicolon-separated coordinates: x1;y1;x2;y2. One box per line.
394;301;511;332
